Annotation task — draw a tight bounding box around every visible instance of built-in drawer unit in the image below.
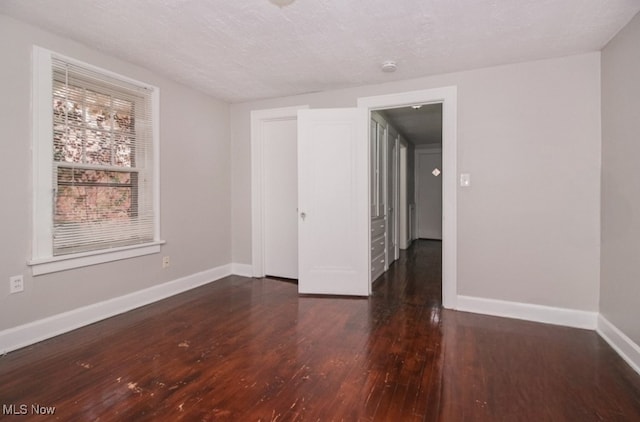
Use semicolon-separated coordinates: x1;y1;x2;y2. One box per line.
371;236;385;259
371;218;385;239
371;252;385;281
370;216;386;282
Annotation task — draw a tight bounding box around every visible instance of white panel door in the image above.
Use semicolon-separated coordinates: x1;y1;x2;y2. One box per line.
297;108;369;296
416;151;443;239
263;118;298;279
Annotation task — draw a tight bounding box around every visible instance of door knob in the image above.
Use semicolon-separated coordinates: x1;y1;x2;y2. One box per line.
300;212;306;220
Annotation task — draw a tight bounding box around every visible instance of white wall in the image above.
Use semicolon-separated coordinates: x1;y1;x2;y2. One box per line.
0;15;232;332
415;149;442;240
601;11;640;345
0;12;604;338
231;53;602;312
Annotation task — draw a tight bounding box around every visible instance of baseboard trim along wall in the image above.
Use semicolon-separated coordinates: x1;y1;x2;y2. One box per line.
3;280;638;379
456;295;598;330
231;263;253;277
597;315;640;376
0;264;237;354
456;296;640;376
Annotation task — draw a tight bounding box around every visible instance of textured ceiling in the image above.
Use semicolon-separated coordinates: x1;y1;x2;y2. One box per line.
1;0;639;103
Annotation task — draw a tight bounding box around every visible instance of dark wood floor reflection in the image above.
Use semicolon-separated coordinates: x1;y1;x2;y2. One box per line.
2;241;640;421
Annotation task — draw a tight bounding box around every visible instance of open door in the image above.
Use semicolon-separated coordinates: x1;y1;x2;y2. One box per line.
297;108;370;296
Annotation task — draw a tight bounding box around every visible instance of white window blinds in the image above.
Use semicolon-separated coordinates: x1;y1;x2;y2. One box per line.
51;58;155;255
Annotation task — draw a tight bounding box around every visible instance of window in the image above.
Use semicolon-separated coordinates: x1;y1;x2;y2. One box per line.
30;47;162;275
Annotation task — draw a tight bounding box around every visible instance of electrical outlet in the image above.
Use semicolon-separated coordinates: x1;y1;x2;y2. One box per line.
10;275;24;294
162;256;170;269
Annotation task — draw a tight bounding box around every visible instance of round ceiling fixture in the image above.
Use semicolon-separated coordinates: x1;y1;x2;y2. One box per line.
381;60;397;73
269;0;295;7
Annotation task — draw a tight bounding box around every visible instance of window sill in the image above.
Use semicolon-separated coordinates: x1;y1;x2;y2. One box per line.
28;241;166;276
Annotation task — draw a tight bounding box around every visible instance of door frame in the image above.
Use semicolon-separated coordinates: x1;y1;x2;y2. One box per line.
358;86;458;309
392;134;400;261
385;129;400;265
250;105;308;277
399;140;409;250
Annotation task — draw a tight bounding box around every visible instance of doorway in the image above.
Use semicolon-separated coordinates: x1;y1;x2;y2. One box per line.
358;87;457;309
250;105;308;278
262;118;298;279
250;87;457;308
416;148;443;240
370;104;443;293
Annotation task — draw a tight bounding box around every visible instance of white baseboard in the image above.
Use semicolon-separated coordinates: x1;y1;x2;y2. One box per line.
456;295;598;330
597;315;640;375
6;272;635;380
231;263;254;278
0;264;233;355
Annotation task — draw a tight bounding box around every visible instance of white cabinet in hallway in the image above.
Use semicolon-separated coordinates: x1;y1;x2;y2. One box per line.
370;115;387;282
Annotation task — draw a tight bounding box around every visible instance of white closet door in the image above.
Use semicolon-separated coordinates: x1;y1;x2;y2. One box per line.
263;118;299;278
297;108;369;296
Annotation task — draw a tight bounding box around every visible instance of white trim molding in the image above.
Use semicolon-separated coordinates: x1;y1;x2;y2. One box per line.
29;241;165;276
231;263;254;278
457;295;598;329
597;315;640;375
30;46;163;274
0;264;233;354
358;86;458;309
250;105;309;278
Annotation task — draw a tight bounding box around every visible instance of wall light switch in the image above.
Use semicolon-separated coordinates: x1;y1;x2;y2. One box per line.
460;173;471;187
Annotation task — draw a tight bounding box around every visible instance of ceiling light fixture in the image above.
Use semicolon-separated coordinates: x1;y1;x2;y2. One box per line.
269;0;295;7
412;105;422;109
381;60;397;73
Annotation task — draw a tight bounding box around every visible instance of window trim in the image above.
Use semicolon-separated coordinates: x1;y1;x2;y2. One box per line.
29;46;162;276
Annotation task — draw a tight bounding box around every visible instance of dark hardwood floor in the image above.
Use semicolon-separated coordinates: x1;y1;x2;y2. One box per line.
2;240;640;421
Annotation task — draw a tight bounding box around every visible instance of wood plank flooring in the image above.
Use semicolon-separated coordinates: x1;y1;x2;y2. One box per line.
1;240;640;420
